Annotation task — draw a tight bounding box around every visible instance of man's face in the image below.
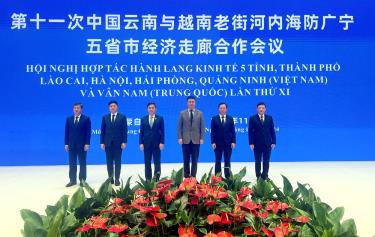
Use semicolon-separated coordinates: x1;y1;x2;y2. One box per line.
73;105;82;116
187;99;196;110
218;104;227;115
109;103;118;113
257;105;266;115
148;104;156;115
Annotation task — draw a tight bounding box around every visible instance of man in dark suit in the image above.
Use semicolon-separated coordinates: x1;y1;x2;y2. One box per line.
211;102;236;179
64;102;91;187
139;102;165;181
100;100;128;186
248;102;276;180
177;96;205;178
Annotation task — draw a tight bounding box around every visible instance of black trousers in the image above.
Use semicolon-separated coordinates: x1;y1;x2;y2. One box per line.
254;146;272;179
105;144;122;181
144;145;161;181
182;142;200;178
68;147;87;182
214;144;232;179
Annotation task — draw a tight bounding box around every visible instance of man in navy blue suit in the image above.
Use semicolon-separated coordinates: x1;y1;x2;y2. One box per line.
139;102;165;181
248;102;276;180
210;102;236;179
64;102;91;187
100;101;128;186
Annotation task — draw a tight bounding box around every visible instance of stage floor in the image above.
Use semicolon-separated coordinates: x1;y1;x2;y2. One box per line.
0;162;374;237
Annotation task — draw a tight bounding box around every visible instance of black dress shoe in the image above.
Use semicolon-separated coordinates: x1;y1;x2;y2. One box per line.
114;180;120;186
66;182;76;187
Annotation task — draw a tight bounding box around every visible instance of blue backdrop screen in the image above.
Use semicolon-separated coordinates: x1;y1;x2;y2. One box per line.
0;0;374;165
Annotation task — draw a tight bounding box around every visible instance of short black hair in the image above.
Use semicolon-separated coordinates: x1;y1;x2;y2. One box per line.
218;102;227;108
187;96;196;101
73;102;83;109
147;102;156;108
108;100;118;106
257;102;266;107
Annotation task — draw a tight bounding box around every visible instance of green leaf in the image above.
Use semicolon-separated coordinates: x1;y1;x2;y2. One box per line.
300;224;316;237
47;206;65;237
297;182;310;201
68;187;86;211
20;209;44;228
328;207;345;224
312;202;328;228
83;181;96;197
281;174;293;196
198;227;207;234
339;219;357;236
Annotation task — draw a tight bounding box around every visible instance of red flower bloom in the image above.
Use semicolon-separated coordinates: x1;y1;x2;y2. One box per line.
76;224;91;233
274;223;289;237
238;187;253;199
165;189;178;204
151;212;167;219
108;224;129;233
211;176;222;185
135;189;147;196
90;216;108;229
280;202;289;211
204;232;217;237
207;214;221;225
244;226;257;235
239;200;261;211
258;211;269;219
205;200;217;207
295;216;310;223
261;227;274;237
217;231;233;237
113;197;123;205
112;205;129;214
146;216;160;227
215;191;228;199
190;196;199;205
266;201;281;213
220;212;232;225
178;224;197;237
157;179;173;188
179;177;198;191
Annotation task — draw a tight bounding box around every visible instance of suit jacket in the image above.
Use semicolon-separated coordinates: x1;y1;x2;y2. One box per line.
100;113;128;147
177;109;205;144
64;114;91;148
211;115;236;146
139;115;165;148
248;114;276;148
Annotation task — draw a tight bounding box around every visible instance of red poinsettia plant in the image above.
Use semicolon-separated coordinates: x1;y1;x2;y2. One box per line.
75;173;310;237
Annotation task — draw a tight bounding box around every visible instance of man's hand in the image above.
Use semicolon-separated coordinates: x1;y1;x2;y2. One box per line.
231;143;236;149
84;145;89;151
159;143;164;150
250;144;254;150
212;143;216;150
121;143;126;149
100;144;105;150
178;139;183;145
140;144;144;151
64;145;69;152
271;144;276;150
200;139;204;144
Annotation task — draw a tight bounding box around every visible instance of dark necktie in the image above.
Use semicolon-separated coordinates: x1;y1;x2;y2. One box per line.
260;115;264;123
111;114;115;123
74;116;79;125
221;116;224;125
190;110;193;125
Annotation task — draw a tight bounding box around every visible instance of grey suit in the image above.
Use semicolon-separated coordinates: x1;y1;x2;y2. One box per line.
177;109;205;177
